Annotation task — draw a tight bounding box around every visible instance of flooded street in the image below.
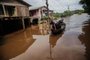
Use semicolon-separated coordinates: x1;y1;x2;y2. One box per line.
0;14;90;60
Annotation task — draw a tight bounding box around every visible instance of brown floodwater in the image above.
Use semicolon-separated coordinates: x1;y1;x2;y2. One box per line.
0;13;90;60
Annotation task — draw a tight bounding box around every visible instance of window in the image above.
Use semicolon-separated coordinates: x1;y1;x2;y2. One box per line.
5;5;15;16
0;5;4;15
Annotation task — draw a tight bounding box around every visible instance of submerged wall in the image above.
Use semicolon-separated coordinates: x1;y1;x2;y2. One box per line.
0;18;31;36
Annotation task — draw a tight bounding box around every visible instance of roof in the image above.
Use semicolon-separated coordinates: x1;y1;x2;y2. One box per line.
17;0;31;6
30;6;47;10
0;0;31;6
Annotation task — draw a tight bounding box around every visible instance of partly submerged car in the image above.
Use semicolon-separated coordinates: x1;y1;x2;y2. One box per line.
50;19;66;35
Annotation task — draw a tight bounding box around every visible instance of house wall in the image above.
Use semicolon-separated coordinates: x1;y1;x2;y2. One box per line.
30;9;41;21
30;7;47;21
0;0;30;17
16;6;29;17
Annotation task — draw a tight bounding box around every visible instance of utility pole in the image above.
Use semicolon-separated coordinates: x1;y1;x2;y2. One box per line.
67;5;70;11
46;0;51;33
46;0;49;21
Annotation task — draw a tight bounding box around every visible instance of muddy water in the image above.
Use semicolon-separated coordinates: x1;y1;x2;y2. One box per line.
0;14;90;60
0;26;41;60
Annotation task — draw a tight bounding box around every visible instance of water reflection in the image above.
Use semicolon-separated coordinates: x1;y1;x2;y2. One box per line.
49;33;63;48
0;36;5;46
1;28;35;60
52;30;86;60
79;19;90;60
49;33;63;60
0;14;89;60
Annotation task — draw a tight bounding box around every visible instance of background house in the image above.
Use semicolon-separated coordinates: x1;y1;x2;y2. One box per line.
29;6;53;25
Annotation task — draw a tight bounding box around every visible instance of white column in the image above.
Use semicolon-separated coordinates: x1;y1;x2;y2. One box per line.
22;17;25;30
2;4;6;16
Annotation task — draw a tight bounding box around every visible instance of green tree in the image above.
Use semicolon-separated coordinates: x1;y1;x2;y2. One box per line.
52;13;61;18
80;0;90;14
63;10;73;17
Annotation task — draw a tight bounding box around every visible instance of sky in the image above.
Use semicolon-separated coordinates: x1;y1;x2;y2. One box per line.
24;0;83;13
